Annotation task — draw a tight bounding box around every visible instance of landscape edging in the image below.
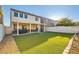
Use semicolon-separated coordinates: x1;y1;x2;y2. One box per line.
63;34;75;54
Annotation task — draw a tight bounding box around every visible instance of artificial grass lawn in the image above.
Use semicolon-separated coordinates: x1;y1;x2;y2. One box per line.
14;32;73;54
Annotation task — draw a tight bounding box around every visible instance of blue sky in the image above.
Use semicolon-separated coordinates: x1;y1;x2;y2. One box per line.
3;5;79;26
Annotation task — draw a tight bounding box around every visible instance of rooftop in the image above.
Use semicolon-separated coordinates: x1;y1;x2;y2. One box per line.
10;8;54;21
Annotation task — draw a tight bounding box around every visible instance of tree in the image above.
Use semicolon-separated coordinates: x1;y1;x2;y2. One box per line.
57;17;75;26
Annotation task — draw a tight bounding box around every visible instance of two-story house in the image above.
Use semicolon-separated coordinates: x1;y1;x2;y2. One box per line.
10;9;54;35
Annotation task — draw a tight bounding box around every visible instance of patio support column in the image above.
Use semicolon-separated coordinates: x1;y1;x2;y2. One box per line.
17;22;19;35
38;24;40;32
44;24;46;32
29;23;31;33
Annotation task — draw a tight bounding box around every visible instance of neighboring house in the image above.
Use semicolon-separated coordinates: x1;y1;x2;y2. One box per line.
45;19;57;27
10;8;55;35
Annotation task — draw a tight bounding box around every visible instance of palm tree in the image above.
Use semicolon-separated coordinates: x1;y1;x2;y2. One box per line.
0;6;3;24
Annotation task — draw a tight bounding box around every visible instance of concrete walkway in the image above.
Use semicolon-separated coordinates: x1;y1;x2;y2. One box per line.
0;35;20;54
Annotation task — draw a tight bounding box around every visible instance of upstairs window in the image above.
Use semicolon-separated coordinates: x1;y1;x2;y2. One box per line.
14;12;18;17
41;18;44;23
20;13;23;18
24;14;27;19
35;17;38;21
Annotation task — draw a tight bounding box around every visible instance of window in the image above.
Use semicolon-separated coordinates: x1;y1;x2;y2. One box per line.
24;14;27;19
41;18;44;23
35;17;38;21
14;12;18;17
20;13;23;18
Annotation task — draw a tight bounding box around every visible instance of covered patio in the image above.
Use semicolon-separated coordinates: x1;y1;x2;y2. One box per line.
12;22;45;35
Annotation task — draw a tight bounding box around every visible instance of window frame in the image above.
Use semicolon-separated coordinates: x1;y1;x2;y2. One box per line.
24;14;27;19
20;13;23;18
35;17;38;21
14;12;18;17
